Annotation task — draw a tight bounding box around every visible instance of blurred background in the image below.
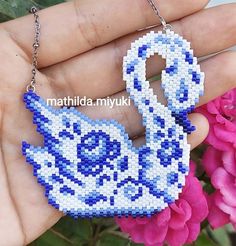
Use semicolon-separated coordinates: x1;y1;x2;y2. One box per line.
0;0;236;245
208;0;235;6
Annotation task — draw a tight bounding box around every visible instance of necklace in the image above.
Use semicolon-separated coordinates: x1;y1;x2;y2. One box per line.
22;1;204;218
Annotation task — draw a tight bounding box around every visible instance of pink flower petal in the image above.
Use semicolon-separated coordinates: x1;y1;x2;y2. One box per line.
181;176;205;209
206;129;231;151
129;225;145;244
207;101;220;115
214;191;236;224
222;150;236;176
221;185;236;207
166;225;189;246
144;222;168;244
190;195;209;223
146;243;163;246
186;222;200;243
135;216;151;225
154;207;171;226
189;161;196;176
169;200;192;229
211;167;234;189
216;115;236;132
202;147;222;176
207;193;230;229
115;217;137;231
214;124;236;146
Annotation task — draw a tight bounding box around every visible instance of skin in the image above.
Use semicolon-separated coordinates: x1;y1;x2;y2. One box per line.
0;0;236;244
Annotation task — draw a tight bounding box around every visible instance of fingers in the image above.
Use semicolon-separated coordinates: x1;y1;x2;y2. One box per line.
2;71;62;244
197;51;236;106
1;0;208;67
133;113;209;150
187;114;209;149
7;164;62;245
0;154;25;245
5;163;62;245
75;51;236;138
43;4;236;99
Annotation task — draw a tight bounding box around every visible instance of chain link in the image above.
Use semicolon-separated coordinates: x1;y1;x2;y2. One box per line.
26;6;40;92
26;2;169;91
146;0;172;31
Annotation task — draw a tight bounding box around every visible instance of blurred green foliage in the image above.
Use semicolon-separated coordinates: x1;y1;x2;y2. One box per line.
0;0;64;21
0;1;234;245
29;217;136;246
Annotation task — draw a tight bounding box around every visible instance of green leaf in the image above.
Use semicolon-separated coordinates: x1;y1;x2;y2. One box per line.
0;0;65;22
195;233;217;246
74;219;93;241
101;218;117;227
203;181;215;194
0;0;39;19
211;227;231;246
0;12;12;22
34;0;65;8
92;218;104;225
0;1;18;20
225;224;235;233
52;217;93;244
29;230;72;246
98;234;129;246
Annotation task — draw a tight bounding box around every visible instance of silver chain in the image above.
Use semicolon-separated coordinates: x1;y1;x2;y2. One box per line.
26;6;40;92
26;2;169;92
147;0;172;30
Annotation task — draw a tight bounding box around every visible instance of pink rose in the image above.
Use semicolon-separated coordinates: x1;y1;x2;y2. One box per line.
203;146;236;229
116;162;208;246
196;88;236;151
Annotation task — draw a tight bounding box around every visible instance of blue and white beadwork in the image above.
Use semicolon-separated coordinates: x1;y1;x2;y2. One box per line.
22;29;204;218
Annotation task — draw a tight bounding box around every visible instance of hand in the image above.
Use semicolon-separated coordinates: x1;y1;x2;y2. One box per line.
0;0;236;244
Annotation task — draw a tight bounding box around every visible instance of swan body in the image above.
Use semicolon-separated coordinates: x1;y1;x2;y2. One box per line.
22;29;204;218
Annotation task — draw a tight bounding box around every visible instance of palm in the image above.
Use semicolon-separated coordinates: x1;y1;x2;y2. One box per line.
0;44;62;245
0;0;236;245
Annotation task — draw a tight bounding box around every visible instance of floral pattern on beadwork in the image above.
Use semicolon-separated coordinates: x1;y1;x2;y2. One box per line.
22;29;204;218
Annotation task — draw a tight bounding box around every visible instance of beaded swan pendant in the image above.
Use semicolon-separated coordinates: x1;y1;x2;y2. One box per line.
22;29;204;218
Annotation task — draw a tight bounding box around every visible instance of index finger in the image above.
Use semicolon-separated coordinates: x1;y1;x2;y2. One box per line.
1;0;208;67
